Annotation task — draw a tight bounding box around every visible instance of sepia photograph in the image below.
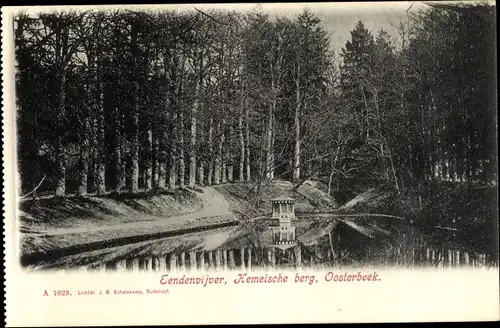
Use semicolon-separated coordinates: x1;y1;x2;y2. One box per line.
12;1;498;273
3;1;499;325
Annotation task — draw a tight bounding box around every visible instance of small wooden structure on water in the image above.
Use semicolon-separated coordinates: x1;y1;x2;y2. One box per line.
269;196;298;250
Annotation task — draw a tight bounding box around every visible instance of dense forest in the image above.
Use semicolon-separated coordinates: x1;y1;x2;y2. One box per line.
15;4;496;209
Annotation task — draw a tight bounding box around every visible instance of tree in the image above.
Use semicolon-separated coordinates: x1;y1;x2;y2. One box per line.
340;21;376;141
38;12;86;196
290;9;330;182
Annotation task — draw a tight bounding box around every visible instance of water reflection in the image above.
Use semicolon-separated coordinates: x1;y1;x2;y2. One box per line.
81;217;494;272
32;207;497;271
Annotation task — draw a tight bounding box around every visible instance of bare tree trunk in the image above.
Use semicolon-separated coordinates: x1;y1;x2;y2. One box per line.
327;142;343;195
221;117;227;183
361;84;370;140
214;120;222;185
153;134;159;188
130;95;139;193
157;97;174;190
228;118;234;182
55;137;66;197
293;73;301;183
169;109;178;190
78;133;89;196
327;170;334;196
178;110;185;188
265;30;284;182
189;80;200;188
95;80;106;194
55;68;67;197
130;25;139;193
208;117;214;185
228;164;233;182
265;101;274;180
198;162;204;187
96;140;106;194
158;130;167;189
78;72;91;196
270;127;275;180
238;104;245;182
387;145;402;199
115;104;126;192
145;128;153;191
245;106;251;182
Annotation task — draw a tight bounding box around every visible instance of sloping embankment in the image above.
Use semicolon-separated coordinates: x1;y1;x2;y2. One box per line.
20;180;339;259
20;188;220;256
213;180;338;217
20;188;203;233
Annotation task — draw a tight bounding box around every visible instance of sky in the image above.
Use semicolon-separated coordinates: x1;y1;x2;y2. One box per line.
161;2;431;53
15;2;432;54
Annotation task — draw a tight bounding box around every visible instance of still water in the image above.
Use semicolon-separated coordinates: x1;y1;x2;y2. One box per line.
32;217;494;271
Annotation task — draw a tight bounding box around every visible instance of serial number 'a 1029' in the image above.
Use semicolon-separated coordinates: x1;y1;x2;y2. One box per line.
43;290;71;296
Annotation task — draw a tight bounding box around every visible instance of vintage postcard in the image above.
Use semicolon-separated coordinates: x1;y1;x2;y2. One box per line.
2;2;499;326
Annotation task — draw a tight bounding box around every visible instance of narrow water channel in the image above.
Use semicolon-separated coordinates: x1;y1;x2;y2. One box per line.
30;217;495;271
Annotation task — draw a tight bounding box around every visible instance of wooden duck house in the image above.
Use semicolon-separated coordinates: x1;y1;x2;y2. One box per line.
270;196;297;250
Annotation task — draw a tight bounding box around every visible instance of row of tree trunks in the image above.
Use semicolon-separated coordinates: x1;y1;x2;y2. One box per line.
48;12;277;197
91;106;247;194
42;12;267;198
20;12;309;197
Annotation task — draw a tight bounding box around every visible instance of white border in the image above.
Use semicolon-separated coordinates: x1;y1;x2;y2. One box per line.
2;3;499;326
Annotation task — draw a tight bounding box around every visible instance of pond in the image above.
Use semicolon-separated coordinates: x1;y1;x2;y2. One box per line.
28;215;496;271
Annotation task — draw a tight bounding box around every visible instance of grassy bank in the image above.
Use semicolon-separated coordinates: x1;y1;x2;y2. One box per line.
334;181;498;261
213;180;338;218
20;180;339;259
20;188;203;233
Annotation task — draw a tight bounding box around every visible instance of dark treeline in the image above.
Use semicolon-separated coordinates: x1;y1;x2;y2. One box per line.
15;5;496;203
